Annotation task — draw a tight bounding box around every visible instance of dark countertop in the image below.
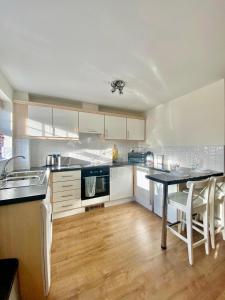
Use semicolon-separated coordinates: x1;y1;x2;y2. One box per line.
45;161;171;173
0;258;18;300
0;162;138;206
47;161;134;172
146;168;223;185
1;162;223;206
0;169;50;206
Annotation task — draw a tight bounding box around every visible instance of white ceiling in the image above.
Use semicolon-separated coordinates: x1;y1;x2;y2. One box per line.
0;0;224;111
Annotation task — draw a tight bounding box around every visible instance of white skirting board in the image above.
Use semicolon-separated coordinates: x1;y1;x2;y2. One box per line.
53;197;133;219
53;207;85;220
81;195;109;207
105;198;134;207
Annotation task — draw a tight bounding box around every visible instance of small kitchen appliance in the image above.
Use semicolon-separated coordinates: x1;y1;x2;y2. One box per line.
145;151;154;166
128;150;154;165
46;155;55;166
46;154;61;167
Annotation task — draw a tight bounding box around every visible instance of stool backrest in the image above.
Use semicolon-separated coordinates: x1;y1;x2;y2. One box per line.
209;175;225;204
186;179;210;210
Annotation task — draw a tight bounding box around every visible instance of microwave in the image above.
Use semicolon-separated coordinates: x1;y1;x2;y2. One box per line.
128;151;154;165
128;151;147;164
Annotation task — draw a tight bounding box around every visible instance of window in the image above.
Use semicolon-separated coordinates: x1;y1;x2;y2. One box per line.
0;132;12;159
0;99;12;160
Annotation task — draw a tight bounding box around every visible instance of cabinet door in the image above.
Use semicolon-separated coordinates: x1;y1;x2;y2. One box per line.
153;183;177;223
79;112;104;134
105;116;126;140
27;105;53;137
134;166;152;210
110;166;133;201
53;108;79;139
127;118;145;141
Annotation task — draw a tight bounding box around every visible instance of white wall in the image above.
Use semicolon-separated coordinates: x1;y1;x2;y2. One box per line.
146;79;225;147
29;135;138;168
0;70;13;102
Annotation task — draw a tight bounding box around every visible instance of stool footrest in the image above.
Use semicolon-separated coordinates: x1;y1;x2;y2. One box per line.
167;225;188;243
168;221;181;227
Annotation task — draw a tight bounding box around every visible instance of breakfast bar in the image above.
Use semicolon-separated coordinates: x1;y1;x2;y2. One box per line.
146;169;223;249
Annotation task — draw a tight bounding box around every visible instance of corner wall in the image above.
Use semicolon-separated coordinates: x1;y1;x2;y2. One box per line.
144;79;225;171
146;79;224;147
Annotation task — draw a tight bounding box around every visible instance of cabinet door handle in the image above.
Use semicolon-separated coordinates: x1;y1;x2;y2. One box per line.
62;184;73;188
127;130;129;139
61;175;73;178
61;204;73;208
105;129;108;138
61;194;73;198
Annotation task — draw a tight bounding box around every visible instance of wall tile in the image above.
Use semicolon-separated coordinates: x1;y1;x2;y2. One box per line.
150;145;224;172
29;134;139;167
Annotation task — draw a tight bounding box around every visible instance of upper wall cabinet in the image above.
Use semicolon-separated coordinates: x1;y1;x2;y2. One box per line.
14;101;145;141
105;116;126;140
127;118;145;141
79;112;104;134
53;108;79;139
27;105;53;137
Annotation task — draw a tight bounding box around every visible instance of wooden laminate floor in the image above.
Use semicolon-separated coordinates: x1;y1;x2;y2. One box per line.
47;202;225;300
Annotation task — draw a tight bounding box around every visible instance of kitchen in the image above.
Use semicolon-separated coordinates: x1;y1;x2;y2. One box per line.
0;1;225;300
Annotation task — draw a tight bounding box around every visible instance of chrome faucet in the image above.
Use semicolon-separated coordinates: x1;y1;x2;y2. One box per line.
1;155;25;179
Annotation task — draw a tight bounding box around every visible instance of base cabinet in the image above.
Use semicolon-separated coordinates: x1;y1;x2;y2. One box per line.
134;166;153;210
52;170;82;219
110;166;133;201
0;201;47;300
134;166;178;223
153;183;178;223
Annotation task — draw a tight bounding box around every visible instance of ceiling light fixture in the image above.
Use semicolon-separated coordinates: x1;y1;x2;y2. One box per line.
111;80;126;95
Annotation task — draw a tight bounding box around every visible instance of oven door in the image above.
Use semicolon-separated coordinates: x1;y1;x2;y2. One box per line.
81;175;109;200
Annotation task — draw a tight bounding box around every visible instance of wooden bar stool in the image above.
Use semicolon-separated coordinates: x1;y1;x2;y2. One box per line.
209;175;225;249
167;179;210;265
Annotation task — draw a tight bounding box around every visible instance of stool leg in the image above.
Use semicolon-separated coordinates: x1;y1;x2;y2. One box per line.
209;201;215;249
222;201;225;240
186;211;193;265
178;210;182;233
181;212;186;232
203;209;210;255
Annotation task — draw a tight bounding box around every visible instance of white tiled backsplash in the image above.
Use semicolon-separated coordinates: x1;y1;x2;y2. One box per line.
14;134;138;169
139;144;224;172
13;135;224;172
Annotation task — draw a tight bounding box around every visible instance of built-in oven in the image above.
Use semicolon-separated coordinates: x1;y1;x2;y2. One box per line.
81;166;110;206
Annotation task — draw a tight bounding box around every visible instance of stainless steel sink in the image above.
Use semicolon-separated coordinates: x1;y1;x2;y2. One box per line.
0;170;46;189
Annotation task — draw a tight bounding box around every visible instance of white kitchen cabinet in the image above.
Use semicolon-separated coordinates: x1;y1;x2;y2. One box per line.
134;166;153;210
110;166;133;201
79;112;104;134
53;108;79;139
105;115;126;140
127;118;145;141
27;105;53;137
153;183;178;223
52;170;82;219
